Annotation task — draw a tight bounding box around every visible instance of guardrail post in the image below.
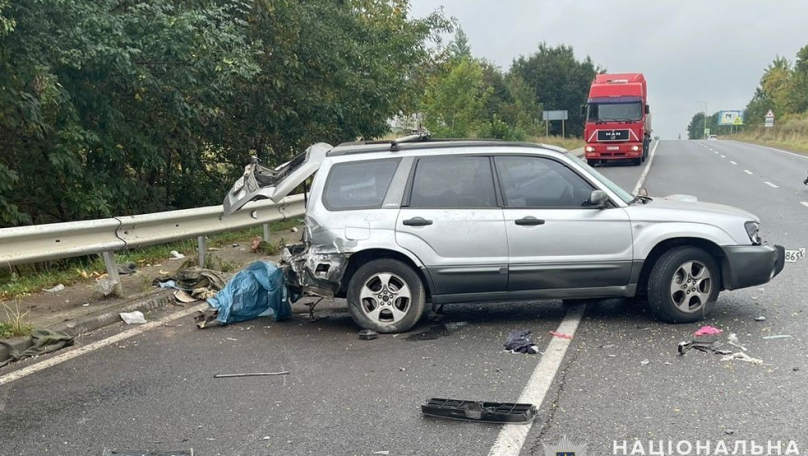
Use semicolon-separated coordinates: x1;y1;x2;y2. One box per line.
198;236;207;268
101;251;123;297
263;223;271;243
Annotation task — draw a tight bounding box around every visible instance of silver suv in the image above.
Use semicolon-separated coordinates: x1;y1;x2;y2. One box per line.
224;133;785;333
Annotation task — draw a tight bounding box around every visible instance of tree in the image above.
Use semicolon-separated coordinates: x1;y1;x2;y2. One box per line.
0;0;450;227
422;56;492;137
510;43;602;137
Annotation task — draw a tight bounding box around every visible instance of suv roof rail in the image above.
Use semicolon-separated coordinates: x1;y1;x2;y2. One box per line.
337;129;432;150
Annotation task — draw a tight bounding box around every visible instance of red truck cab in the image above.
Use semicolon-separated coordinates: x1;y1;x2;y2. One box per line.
582;73;651;166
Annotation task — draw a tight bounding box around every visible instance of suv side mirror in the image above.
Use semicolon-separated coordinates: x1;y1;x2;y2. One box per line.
585;190;609;209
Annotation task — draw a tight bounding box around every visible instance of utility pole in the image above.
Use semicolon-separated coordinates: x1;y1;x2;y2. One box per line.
697;101;708;139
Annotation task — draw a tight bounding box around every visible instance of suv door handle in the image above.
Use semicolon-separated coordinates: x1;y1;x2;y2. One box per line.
515;217;545;226
403;217;433;226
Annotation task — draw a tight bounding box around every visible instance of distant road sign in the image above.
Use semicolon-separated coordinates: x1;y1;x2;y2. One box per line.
765;109;775;127
542;110;568;121
718;110;744;126
704;128;711;137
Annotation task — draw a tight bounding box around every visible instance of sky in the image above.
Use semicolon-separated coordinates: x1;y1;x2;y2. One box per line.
408;0;808;139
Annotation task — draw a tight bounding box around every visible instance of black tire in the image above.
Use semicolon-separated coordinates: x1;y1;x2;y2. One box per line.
347;259;426;333
647;247;720;323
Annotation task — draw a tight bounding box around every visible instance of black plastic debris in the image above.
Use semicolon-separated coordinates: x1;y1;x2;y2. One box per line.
359;329;378;340
102;451;193;456
504;329;539;354
421;398;537;424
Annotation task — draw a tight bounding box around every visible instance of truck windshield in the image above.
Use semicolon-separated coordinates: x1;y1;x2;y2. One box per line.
587;102;642;122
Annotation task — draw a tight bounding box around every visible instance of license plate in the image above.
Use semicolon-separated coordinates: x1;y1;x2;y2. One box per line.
607;146;620;151
785;248;805;263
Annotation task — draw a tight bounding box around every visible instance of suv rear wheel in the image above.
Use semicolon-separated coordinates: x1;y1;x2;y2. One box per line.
647;247;719;323
347;259;426;333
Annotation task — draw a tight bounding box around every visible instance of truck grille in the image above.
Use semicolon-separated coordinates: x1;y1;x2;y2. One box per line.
597;129;630;142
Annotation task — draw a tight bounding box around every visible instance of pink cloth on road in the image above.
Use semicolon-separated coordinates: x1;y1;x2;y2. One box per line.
693;325;722;337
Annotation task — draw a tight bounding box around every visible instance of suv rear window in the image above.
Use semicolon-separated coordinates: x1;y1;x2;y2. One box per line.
408;156;497;208
323;159;399;210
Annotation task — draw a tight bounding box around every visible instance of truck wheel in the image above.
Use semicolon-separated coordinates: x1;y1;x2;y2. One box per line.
647;247;719;323
347;259;426;333
586;159;597;167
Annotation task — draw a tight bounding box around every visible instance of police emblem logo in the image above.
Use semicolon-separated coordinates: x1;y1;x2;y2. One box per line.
543;435;587;456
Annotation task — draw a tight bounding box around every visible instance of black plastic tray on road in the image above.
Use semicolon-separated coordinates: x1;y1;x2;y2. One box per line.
421;398;537;424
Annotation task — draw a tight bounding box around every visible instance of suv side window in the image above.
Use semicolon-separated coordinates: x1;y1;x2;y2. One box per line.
495;156;596;208
408;156;497;208
323;158;400;210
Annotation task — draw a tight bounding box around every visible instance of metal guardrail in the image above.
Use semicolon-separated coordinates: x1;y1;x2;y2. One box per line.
0;194;306;295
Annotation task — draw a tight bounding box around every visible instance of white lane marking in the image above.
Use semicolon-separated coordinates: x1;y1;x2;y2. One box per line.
744;170;753;175
730;161;737;165
765;181;778;188
713;151;718;154
720;155;726;158
632;140;660;195
0;303;208;386
752;143;808;161
487;305;585;456
801;202;808;209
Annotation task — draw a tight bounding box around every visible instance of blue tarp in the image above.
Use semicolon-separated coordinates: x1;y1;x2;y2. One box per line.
207;261;292;325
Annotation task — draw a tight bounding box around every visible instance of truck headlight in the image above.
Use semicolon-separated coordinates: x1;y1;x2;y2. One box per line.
585;146;595;152
745;221;761;245
631;145;640;151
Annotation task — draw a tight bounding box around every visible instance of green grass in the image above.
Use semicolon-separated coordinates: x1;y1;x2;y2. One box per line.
729;114;808;154
1;301;33;338
528;135;585;150
0;219;303;300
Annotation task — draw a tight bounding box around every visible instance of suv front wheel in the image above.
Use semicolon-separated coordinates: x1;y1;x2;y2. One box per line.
347;259;426;333
647;246;720;323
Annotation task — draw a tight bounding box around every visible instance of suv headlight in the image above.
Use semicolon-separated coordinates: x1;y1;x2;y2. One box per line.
745;221;761;245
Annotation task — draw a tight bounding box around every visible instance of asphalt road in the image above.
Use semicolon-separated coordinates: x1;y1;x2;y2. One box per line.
1;140;806;456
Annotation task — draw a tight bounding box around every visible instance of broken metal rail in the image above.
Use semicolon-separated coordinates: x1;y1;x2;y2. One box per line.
0;194;305;295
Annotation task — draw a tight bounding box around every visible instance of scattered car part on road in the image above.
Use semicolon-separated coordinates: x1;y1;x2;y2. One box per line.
213;371;290;378
504;329;539;354
358;329;378;340
720;352;763;364
762;334;792;340
421;398;537;423
549;331;573;340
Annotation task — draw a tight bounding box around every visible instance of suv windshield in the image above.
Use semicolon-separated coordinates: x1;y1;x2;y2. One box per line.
587;101;642;122
566;153;634;203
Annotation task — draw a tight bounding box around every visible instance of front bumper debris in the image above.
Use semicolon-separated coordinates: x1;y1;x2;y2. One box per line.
421;398;537;423
281;243;347;300
721;244;785;290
